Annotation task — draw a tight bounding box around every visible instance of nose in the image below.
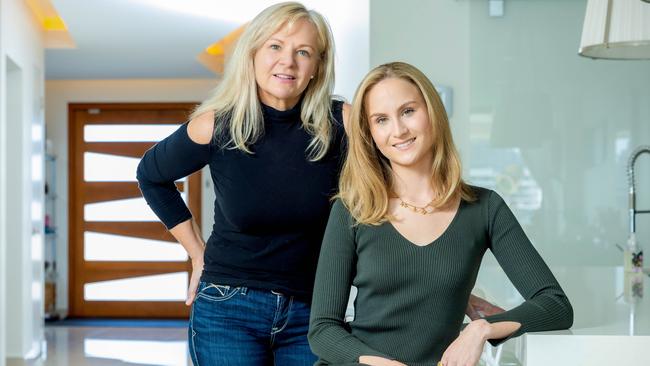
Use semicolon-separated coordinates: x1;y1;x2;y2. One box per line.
279;48;296;67
392;118;409;137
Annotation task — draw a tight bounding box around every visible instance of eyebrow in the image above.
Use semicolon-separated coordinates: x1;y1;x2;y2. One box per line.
368;100;418;120
267;38;316;50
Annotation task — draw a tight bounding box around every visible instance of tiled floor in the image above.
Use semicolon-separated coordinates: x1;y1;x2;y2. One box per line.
6;325;522;365
7;326;192;366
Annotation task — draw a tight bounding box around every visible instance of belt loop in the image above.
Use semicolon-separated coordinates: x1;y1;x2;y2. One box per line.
240;287;248;295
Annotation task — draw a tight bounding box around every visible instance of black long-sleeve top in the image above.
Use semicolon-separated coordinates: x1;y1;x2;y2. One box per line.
136;100;346;301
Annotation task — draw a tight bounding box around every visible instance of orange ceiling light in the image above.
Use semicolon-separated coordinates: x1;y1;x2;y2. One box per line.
26;0;76;48
197;24;246;75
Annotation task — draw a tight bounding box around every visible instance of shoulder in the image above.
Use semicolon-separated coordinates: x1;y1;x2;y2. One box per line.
330;198;355;222
341;102;351;133
329;199;359;235
466;184;492;201
187;110;215;145
464;185;513;221
462;184;503;213
331;198;349;215
330;97;350;133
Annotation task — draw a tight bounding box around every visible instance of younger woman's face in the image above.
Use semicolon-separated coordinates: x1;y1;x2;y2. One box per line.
365;77;435;171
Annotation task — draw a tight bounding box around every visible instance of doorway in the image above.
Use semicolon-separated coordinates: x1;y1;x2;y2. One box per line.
68;103;201;318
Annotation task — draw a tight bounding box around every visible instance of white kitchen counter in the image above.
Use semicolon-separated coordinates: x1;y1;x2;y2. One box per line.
476;266;650;365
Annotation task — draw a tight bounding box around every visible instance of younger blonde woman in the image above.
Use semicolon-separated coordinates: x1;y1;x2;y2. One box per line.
308;62;573;366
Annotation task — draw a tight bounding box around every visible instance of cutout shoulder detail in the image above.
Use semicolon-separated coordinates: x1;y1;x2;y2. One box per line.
187;110;215;145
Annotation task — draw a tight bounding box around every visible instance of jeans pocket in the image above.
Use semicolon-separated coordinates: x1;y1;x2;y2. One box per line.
196;282;240;302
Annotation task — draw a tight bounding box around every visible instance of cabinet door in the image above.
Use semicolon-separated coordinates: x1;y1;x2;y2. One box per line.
68;103;201;318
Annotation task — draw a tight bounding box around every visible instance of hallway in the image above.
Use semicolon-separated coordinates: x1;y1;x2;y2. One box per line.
7;326;191;366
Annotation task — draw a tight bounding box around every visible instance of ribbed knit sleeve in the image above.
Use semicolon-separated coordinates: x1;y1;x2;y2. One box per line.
309;200;393;363
482;191;573;345
136;122;210;230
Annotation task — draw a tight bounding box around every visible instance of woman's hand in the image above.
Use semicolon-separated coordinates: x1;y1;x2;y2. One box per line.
439;319;490;366
185;255;204;306
465;294;505;320
358;355;407;366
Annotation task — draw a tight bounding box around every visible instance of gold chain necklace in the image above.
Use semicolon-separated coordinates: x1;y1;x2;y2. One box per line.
399;198;435;215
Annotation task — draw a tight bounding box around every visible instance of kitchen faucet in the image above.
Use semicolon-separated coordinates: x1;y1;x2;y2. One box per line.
628;146;650;234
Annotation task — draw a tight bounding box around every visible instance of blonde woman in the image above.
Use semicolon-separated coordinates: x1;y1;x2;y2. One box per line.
308;62;573;366
137;3;341;365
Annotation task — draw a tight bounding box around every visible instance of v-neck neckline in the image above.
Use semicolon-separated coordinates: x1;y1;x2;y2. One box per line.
385;198;464;248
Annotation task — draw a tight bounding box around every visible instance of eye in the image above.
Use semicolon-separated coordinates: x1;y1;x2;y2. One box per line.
270;44;281;50
402;108;415;116
297;49;311;57
375;116;388;125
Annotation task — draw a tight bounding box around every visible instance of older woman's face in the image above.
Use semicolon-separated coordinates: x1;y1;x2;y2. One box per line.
254;19;320;110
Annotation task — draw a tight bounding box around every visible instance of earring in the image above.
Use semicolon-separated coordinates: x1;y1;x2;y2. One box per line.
310;75;314;79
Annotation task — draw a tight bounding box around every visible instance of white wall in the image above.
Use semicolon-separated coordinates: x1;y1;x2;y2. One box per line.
0;0;6;361
302;0;369;100
0;0;45;361
45;78;217;313
370;0;471;163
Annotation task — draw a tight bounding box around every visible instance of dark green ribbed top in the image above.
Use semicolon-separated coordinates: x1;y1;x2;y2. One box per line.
308;187;573;366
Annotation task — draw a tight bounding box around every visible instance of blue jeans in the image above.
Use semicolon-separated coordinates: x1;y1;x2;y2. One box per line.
189;281;317;366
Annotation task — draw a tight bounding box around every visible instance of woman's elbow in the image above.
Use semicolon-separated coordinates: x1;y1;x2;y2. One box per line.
307;321;327;355
307;322;319;347
560;296;574;329
135;156;154;187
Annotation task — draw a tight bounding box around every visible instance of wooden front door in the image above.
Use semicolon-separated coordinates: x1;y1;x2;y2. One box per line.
68;103;201;318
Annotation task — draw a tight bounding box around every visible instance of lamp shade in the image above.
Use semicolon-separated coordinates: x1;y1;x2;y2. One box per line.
579;0;650;59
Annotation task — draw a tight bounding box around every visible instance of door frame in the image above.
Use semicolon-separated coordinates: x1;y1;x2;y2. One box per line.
68;103;201;318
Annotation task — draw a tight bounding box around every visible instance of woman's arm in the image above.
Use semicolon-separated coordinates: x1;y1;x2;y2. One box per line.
168;218;206;305
136;111;214;229
440;191;571;366
308;200;395;364
440;319;520;366
480;191;573;344
136;111;215;305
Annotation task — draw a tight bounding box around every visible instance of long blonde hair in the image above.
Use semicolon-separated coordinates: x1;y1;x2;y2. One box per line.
338;62;475;225
191;2;336;161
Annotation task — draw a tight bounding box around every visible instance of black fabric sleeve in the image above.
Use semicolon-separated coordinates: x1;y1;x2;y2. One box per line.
136;122;211;229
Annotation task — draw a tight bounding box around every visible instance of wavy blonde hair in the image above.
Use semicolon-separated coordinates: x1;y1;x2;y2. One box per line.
338;62;475;225
191;2;336;161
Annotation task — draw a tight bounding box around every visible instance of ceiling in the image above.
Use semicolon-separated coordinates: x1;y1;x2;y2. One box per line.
46;0;302;80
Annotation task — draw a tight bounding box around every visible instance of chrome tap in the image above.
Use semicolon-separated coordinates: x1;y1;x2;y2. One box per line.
628;146;650;234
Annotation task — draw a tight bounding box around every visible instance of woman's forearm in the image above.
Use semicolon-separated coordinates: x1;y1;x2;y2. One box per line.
468;319;521;342
169;218;205;261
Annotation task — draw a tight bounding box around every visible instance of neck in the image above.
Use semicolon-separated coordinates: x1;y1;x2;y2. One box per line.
258;90;300;111
390;160;436;205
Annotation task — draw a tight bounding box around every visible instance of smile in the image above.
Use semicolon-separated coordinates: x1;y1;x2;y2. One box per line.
393;138;416;150
274;74;296;80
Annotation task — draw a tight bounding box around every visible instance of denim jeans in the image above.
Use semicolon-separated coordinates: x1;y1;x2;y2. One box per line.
189;281;317;366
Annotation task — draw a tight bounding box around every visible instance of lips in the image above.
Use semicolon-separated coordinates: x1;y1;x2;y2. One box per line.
274;73;296;80
393;137;416;149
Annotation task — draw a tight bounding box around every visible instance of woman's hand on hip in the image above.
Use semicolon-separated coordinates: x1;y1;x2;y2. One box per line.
185;255;204;306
